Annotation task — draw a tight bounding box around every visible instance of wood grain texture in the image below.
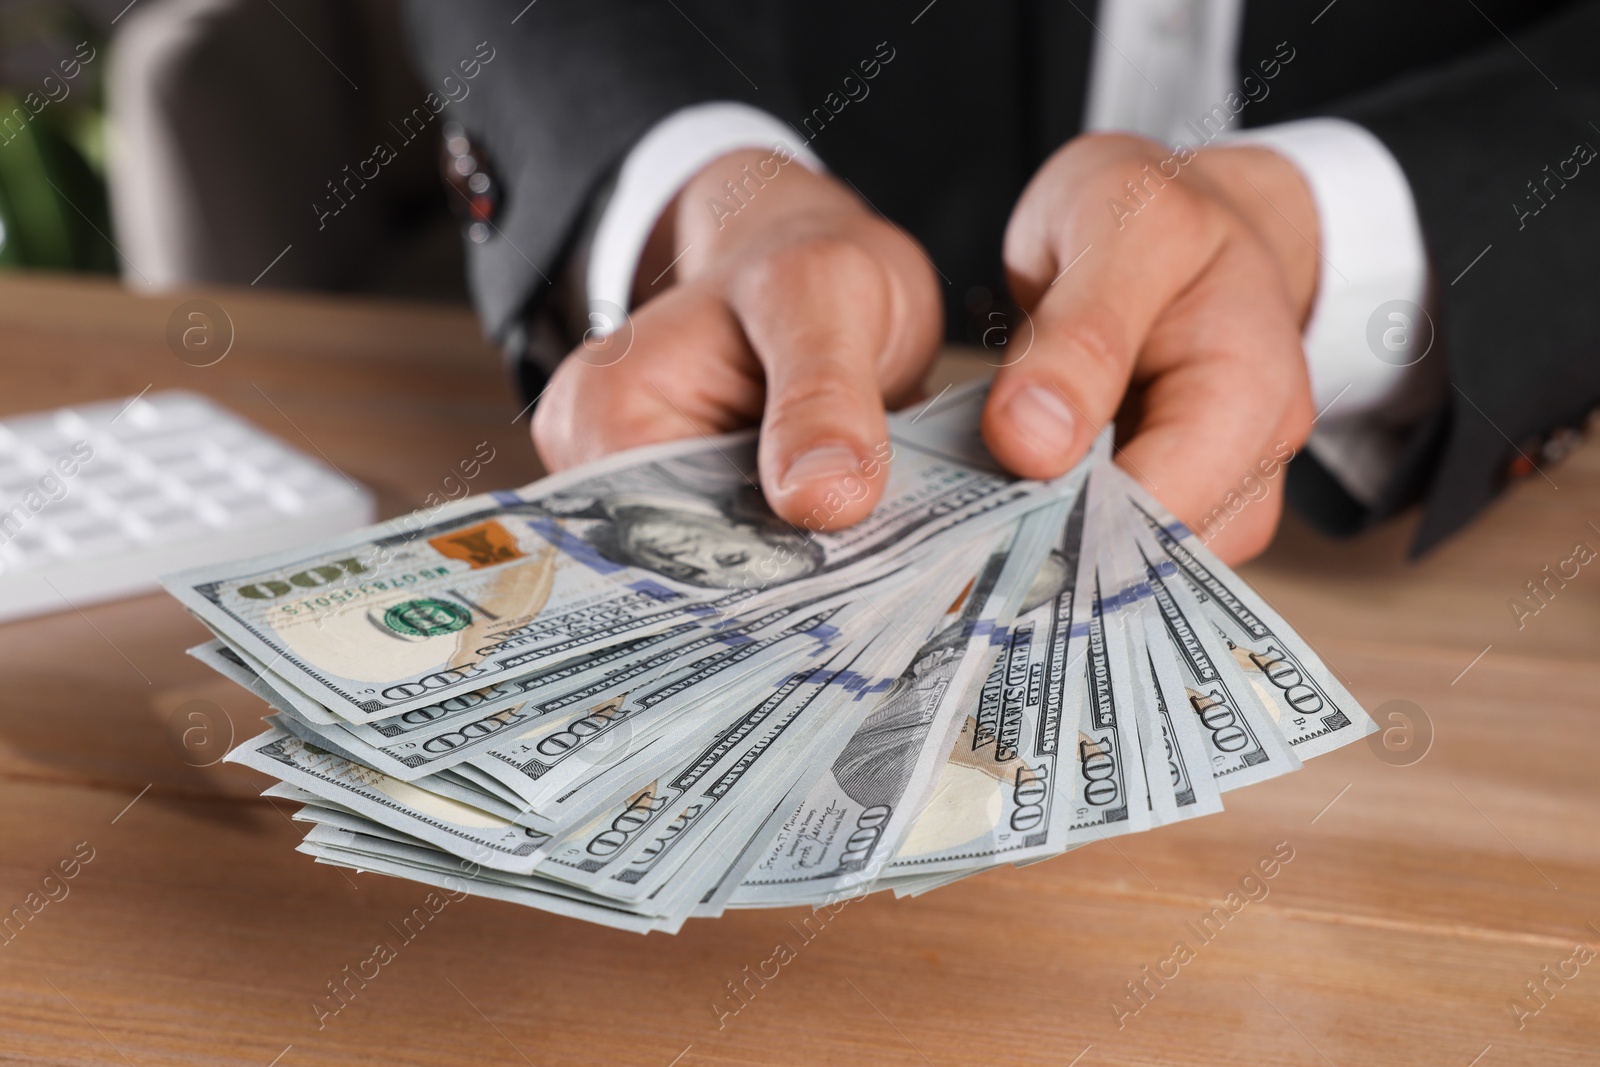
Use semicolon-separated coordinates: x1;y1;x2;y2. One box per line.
1;275;1596;1066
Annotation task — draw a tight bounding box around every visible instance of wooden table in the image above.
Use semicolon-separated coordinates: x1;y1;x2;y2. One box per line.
1;272;1596;1067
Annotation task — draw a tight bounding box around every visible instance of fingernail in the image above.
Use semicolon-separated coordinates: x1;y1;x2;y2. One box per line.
1006;384;1076;452
779;443;860;493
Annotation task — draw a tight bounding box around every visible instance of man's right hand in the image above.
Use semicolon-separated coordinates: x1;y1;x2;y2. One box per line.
531;147;943;532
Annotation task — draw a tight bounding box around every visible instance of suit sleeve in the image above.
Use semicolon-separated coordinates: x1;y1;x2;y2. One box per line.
1288;0;1600;552
400;0;785;346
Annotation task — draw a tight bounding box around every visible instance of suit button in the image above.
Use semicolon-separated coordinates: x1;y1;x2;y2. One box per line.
1507;423;1588;482
1541;425;1583;465
440;121;500;242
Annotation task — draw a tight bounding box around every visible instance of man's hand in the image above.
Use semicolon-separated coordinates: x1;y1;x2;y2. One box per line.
537;134;1319;562
532;147;941;532
985;132;1320;563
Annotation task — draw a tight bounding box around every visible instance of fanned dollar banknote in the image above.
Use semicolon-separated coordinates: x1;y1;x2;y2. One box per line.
171;377;1374;933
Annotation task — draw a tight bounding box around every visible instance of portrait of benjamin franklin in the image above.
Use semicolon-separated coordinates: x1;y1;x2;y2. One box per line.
532;474;824;592
1019;547;1071;616
831;620;971;811
829;543;1076;812
585;492;823;590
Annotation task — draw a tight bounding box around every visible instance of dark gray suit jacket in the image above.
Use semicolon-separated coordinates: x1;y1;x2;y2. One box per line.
402;0;1600;552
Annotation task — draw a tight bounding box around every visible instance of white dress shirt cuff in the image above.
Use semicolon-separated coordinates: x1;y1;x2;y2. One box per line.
586;102;824;318
1227;117;1436;505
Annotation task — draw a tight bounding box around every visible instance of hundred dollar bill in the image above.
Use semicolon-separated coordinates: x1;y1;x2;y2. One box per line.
1135;613;1225;821
466;596;878;816
296;817;630;914
687;760;856;918
1110;468;1376;757
534;647;878;905
671;706;885;919
268;589;861;781
1127;526;1300;789
739;499;1080;898
188;641;343;726
891;376;1002;472
1068;566;1155;843
1045;468;1153;850
261;780;322;805
882;866;989;899
236;620;710;754
884;488;1097;875
679;572;990;915
165;428;1048;724
483;544;976;833
885;470;1154;877
532;559;979;908
1098;507;1225;826
334;621;705;748
267;713;551;828
1102;591;1223;827
321;572;885;759
456;769;538;815
291;797;420;844
880;627;1061;876
225;725;553;872
295;825;676;934
731;574;1006;897
196;378;1384;930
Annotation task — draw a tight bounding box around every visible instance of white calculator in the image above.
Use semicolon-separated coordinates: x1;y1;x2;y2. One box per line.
0;390;374;623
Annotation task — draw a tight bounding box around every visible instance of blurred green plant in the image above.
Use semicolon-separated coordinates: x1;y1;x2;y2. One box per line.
0;3;111;272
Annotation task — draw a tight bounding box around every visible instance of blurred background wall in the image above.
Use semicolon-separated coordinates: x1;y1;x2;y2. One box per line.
0;0;114;273
0;0;465;300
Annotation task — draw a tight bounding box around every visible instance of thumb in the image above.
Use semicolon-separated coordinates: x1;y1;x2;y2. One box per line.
531;286;759;470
